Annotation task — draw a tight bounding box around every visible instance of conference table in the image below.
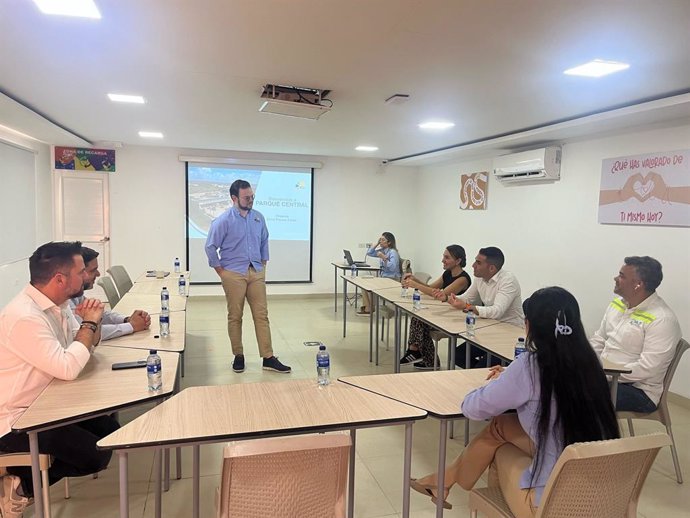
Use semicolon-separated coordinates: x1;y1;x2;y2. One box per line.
98;379;427;518
331;262;380;312
113;292;187;315
134;270;191;283
340;369;491;518
12;346;180;518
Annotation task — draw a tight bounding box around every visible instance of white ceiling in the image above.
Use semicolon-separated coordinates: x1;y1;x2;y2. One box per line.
1;0;689;163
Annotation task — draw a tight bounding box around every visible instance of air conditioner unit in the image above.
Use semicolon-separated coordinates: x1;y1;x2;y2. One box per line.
493;147;562;183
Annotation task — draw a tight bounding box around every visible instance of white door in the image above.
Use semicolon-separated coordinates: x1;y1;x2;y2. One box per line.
54;170;111;297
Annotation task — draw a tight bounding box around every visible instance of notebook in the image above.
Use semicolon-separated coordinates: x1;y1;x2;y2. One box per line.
343;250;369;267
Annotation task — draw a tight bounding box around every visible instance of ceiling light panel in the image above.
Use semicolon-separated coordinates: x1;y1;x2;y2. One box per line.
33;0;101;18
563;59;630;77
138;131;163;138
355;146;379;152
108;93;145;104
418;121;455;130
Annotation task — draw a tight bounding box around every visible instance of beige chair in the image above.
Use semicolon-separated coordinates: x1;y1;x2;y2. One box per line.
216;433;351;518
97;277;120;307
106;265;133;296
0;452;52;518
469;433;671;518
618;338;688;484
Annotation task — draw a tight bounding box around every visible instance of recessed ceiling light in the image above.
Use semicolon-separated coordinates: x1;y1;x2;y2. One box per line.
33;0;101;18
138;131;163;139
355;145;379;152
418;121;455;130
108;93;146;104
563;59;630;77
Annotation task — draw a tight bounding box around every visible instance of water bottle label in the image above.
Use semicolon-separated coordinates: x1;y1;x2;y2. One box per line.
159;315;169;324
147;364;160;374
465;314;476;325
317;357;330;368
514;346;527;358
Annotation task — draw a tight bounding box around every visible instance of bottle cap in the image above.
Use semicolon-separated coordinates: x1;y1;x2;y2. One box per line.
319;345;326;350
518;337;525;342
162;287;167;289
149;349;157;354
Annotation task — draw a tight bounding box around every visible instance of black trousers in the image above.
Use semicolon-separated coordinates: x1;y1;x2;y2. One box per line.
0;415;120;497
455;342;502;369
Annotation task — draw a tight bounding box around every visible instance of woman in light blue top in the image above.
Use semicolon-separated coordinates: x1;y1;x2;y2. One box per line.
357;232;401;315
411;287;620;516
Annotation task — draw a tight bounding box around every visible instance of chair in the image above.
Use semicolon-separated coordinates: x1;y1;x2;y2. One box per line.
106;265;133;296
215;433;351;518
97;277;120;307
468;433;671;518
618;338;689;483
0;452;53;518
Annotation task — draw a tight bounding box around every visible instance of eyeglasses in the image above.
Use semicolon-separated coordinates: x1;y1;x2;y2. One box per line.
239;195;255;202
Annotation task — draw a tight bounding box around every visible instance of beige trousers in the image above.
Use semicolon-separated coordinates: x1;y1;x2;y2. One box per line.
219;266;273;358
418;414;537;518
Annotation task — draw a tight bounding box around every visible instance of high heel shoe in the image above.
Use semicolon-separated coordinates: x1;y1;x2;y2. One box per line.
410;478;452;509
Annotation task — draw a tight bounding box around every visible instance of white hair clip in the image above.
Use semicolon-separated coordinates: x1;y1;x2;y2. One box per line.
555;312;573;338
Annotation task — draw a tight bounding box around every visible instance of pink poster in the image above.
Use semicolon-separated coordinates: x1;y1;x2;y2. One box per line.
598;149;690;227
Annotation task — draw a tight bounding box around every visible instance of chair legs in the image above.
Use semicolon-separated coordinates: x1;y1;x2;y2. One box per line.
64;477;70;499
665;422;683;483
627;418;635;437
42;469;51;518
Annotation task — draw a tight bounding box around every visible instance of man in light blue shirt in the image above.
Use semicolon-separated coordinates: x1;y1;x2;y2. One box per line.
205;179;290;374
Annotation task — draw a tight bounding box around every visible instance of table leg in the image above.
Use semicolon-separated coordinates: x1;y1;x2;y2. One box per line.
368;293;374;363
28;432;44;518
154;448;162;518
449;337;457;439
118;451;129;518
394;306;401;373
342;277;347;338
181;352;185;378
163;448;170;492
609;373;620;406
348;429;356;518
375;294;380;366
334;265;338;313
193;445;200;518
436;420;448;518
402;422;413;518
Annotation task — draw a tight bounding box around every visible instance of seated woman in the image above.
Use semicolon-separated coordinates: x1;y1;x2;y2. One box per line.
410;287;620;516
399;245;471;369
357;232;401;315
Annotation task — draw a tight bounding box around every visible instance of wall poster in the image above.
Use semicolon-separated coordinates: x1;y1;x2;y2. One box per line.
598;149;690;227
459;172;488;210
54;146;116;172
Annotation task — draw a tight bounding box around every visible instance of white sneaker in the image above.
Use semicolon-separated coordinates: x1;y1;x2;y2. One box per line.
1;475;31;518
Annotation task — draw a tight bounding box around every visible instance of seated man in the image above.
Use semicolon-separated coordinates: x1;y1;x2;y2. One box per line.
69;247;151;340
0;241;119;518
590;256;681;412
447;247;524;368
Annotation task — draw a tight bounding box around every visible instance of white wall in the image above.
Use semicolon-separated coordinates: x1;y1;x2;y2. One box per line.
0;129;52;307
412;123;690;397
108;146;418;296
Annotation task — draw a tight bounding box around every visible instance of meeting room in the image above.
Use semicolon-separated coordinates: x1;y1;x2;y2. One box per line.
1;1;689;518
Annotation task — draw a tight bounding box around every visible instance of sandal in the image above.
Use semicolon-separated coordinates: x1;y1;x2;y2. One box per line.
410;478;452;509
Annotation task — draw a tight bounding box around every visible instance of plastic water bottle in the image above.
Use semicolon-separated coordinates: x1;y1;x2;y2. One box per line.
465;313;476;337
160;286;169;311
412;289;421;310
174;257;180;273
147;349;162;391
178;275;186;295
316;345;330;386
401;286;408;298
351;263;357;277
514;337;527;358
159;308;170;337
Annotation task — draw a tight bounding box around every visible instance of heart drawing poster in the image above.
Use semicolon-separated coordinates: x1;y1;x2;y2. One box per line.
598;149;690;227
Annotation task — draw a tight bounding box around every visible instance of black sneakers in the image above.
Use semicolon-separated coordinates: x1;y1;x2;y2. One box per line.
262;356;291;373
232;355;245;373
400;349;423;365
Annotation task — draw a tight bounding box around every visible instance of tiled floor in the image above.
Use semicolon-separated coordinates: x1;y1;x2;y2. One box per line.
32;296;690;517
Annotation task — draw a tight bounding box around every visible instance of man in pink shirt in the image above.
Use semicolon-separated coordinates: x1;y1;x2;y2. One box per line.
0;242;119;518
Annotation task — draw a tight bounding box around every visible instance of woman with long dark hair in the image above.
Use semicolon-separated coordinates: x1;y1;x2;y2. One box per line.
399;245;471;368
411;286;620;516
357;232;401;315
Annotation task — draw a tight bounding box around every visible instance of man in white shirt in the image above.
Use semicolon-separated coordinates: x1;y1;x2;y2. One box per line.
69;247;151;340
448;247;524;368
0;241;119;518
590;256;681;412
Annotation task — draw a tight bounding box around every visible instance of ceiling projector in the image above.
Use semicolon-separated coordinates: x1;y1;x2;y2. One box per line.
259;84;332;120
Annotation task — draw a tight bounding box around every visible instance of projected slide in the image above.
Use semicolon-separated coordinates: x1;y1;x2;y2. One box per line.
186;165;313;283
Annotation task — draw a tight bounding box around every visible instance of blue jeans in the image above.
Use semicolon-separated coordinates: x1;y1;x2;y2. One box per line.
616;383;657;413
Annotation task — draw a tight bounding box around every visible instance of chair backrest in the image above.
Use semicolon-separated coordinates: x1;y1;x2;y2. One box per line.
400;258;412;275
535;433;670;518
658;338;689;407
97;277;120;307
107;265;133;295
413;271;432;285
216;433;351;518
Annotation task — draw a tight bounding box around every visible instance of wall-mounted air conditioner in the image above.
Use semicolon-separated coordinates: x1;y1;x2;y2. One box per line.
493;147;561;183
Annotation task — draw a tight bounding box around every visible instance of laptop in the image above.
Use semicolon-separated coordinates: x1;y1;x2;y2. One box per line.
343;250;369;267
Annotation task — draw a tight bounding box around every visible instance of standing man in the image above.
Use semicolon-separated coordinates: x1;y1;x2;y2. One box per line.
205;179;290;374
448;246;524;368
69;246;151;340
590;256;681;412
0;241;119;517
